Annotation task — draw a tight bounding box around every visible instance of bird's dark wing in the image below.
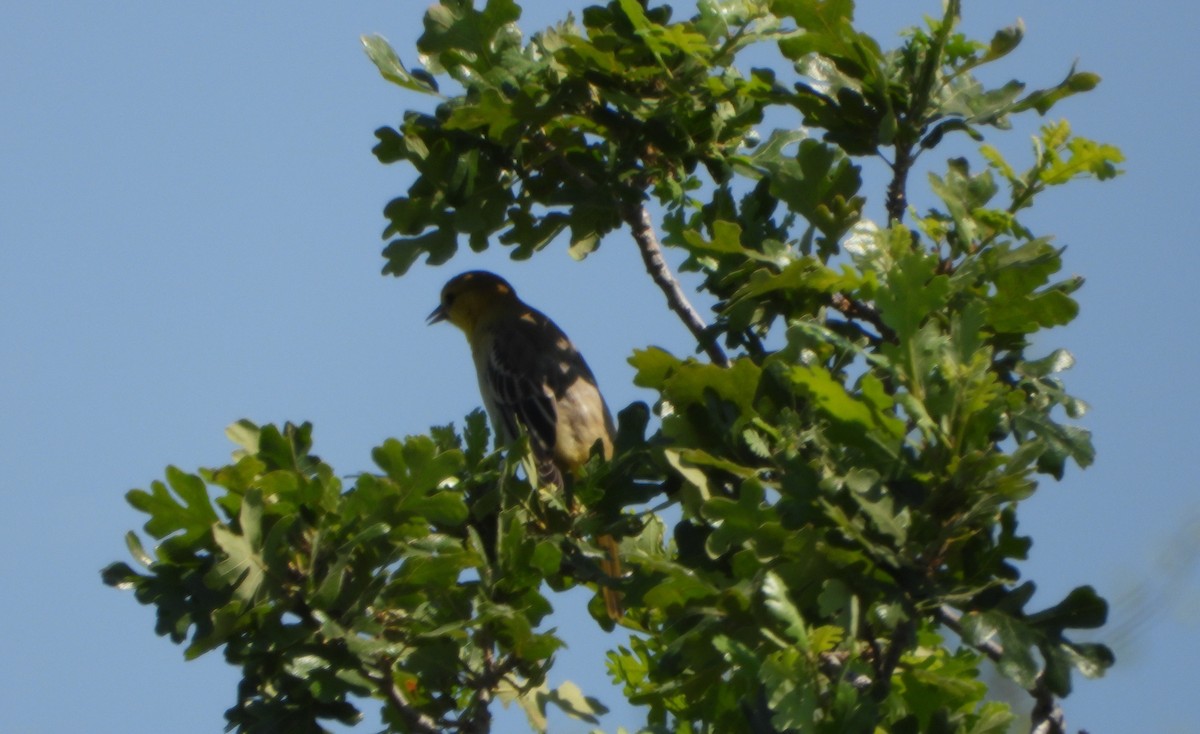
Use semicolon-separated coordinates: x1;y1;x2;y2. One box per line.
484;321;558;460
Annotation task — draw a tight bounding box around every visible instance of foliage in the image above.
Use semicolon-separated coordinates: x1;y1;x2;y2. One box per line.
106;1;1121;732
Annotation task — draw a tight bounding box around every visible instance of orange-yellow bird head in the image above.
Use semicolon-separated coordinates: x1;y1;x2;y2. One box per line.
427;270;519;332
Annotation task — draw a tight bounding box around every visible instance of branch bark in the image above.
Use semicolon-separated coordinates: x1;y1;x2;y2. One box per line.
621;202;730;367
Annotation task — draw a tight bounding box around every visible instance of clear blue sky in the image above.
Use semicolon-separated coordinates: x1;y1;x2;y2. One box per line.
2;1;1196;732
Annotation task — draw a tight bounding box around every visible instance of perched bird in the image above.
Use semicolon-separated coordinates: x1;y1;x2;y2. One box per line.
428;270;623;619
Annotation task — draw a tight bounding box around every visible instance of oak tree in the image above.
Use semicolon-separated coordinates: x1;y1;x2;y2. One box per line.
105;1;1121;731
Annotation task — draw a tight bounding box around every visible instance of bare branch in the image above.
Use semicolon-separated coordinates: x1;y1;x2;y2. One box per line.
621;202;730;367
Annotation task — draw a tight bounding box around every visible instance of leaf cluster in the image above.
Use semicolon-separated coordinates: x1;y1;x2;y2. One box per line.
104;415;652;732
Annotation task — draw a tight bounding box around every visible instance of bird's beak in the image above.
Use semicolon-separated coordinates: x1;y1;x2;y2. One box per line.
427;305;447;325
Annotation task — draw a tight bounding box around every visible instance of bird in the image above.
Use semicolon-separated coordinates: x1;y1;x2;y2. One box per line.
428;270;623;619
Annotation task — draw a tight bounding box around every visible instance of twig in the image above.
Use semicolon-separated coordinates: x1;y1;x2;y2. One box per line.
829;293;895;343
530;134;724;367
622;202;731;367
938;606;1069;734
530;135;730;367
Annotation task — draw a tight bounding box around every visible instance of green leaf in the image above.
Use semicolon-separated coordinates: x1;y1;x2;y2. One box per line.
1018;349;1075;378
126;467;219;544
664;447;712;498
809;625;844;654
761;648;817;729
728;257;851;306
1026;585;1108;632
763;572;809;650
444;88;520;140
530;541;562;576
982;21;1024;63
225;419;261;456
772;0;883;72
761;139;864;255
1013;67;1101;115
542;680;609;724
928;158;998;245
497;679;547;733
125;531;153;569
361;34;439;94
643;568;718;610
462;408;491;466
372;435;465;494
382;224;458;277
680;219;749;257
785;364;905;444
239;488;263;550
100;561;141;590
1041;135;1124;185
418;0;523;74
629;347;683;391
959;610;1039;689
209;524;266;603
1063;641;1115;679
875;251;950;345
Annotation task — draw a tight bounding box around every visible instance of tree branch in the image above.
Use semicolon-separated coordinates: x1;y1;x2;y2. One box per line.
458;629;519;734
938;606;1073;734
528;136;730;367
829;292;895;343
870;618;914;703
885;144;915;226
621;202;730;367
885;0;958;226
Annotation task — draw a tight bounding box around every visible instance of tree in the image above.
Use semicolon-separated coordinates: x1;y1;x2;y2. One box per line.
103;1;1122;732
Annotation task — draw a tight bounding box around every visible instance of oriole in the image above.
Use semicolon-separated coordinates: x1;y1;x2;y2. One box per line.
428;270;623;619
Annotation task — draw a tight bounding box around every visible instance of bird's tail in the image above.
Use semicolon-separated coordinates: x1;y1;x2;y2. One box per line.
597;533;624;620
540;458;622;620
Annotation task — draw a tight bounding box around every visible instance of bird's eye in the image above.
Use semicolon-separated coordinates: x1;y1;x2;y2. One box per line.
444;293;456;308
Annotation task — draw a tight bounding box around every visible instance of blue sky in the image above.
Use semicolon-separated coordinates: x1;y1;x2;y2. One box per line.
2;1;1197;732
